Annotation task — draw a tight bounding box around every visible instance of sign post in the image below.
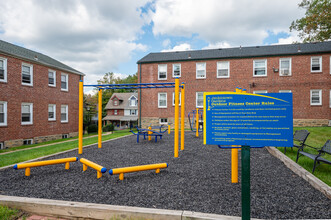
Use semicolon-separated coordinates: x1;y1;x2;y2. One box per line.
204;92;293;220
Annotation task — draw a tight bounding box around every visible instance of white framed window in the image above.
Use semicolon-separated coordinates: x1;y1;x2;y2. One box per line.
0;101;7;126
61;105;68;123
23;139;33;145
279;58;291;76
22;103;33;125
158;93;167;108
22;63;33;86
311;56;322;72
129;96;137;106
113;99;118;106
61;73;68;91
48;70;56;87
48;104;56;121
173;64;181;77
114;110;118;115
310;89;322;105
130;110;137;115
196;63;206;79
253;90;268;94
158;64;167;80
253;60;267;77
0;142;4;150
217;61;230;78
172;92;181;106
196;92;204;108
159;118;168;124
0;57;7;83
279;90;292;93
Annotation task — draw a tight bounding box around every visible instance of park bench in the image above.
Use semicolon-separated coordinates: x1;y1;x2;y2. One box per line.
284;129;310;154
296;140;331;173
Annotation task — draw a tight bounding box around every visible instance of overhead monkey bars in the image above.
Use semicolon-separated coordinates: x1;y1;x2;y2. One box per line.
78;80;185;158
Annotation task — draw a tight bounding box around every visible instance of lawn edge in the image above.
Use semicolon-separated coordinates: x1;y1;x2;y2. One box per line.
0;134;132;171
266;147;331;199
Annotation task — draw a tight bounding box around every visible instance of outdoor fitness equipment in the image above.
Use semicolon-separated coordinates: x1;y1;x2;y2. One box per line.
13;157;78;176
80;158;107;179
188;108;203;137
109;163;168;180
79;79;186;157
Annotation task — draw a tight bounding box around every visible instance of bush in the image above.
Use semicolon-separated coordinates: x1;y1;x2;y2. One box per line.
103;124;114;132
87;124;98;134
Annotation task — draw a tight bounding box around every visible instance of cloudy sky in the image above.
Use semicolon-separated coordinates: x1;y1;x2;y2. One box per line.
0;0;304;93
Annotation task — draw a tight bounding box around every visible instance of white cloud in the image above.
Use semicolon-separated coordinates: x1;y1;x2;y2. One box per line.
275;33;301;45
0;0;151;85
162;39;171;48
203;41;232;49
151;0;304;46
162;43;192;52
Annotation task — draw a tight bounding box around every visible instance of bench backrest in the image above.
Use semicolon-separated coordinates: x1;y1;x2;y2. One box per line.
293;130;310;143
321;140;331;155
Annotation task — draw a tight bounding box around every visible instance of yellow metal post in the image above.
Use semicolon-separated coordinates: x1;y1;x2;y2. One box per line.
181;83;185;151
78;80;83;154
168;124;171;134
196;108;199;137
174;78;179;157
231;148;238;183
25;167;30;176
109;163;168;180
65;162;70;170
98;89;102;148
148;126;152;141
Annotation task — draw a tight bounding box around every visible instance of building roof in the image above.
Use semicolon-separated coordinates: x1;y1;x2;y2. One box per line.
137;41;331;64
105;92;138;110
0;40;84;76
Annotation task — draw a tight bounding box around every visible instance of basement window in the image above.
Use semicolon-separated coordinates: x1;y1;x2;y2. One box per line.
0;142;4;150
23;139;33;145
159;118;168;124
62;134;69;139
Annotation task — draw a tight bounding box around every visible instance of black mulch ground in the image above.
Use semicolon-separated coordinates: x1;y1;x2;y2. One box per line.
0;133;330;219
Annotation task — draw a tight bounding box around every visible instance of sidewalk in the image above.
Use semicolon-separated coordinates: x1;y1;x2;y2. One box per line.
0;132;112;156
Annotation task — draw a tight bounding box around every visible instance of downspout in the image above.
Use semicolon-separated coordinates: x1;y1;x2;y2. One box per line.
139;63;142;128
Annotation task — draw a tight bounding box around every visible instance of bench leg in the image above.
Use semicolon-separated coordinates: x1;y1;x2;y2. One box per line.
155;136;157;142
25;167;31;177
119;173;124;180
312;159;318;173
137;134;139;143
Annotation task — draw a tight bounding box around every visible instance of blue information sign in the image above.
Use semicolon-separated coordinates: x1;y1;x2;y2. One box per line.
203;92;293;147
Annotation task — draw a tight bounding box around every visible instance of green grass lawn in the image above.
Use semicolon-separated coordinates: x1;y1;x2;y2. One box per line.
278;127;331;186
0;206;22;220
0;130;131;168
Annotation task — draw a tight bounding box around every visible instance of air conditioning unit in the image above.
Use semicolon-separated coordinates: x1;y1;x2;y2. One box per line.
280;69;290;76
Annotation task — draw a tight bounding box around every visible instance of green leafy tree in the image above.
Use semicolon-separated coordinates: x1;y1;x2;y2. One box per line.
290;0;331;42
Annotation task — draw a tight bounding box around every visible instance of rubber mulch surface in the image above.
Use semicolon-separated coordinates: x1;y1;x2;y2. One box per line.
0;133;330;219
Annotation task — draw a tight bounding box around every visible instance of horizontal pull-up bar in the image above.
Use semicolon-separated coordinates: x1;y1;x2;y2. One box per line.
84;82;175;87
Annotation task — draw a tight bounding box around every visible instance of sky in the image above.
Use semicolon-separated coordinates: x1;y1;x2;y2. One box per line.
0;0;305;94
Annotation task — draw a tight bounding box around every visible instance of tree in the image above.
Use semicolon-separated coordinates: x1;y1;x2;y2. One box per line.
290;0;331;42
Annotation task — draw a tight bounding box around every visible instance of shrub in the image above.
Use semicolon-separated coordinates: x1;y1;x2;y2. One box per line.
87;124;98;134
103;124;114;132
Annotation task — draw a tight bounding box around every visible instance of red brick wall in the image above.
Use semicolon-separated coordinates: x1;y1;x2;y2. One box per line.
138;54;331;120
107;109;124;116
0;54;81;142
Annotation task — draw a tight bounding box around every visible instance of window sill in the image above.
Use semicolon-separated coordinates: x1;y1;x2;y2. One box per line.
196;77;206;80
22;83;33;87
310;104;322;106
279;74;292;77
217;76;230;79
21;123;33;126
48;84;56;87
0;124;8;127
48;119;56;122
158;106;167;109
61;121;69;123
61;89;69;92
0;80;7;83
158;78;167;80
310;71;322;73
253;75;267;77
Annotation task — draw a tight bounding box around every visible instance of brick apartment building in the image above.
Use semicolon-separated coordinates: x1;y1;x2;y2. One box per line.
103;93;138;129
0;40;84;148
137;41;331;128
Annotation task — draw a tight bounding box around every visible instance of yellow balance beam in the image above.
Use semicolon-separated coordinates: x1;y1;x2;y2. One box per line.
80;158;107;179
14;157;78;177
109;163;168;180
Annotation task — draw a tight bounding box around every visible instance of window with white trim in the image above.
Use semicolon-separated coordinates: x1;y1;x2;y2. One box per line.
114;110;118;115
0;101;7;126
172;92;181;106
310;89;322;105
311;56;322;72
129;96;137;106
217;61;230;78
253;60;267;76
279;58;291;76
279;90;292;93
48;104;56;121
196;92;204;108
253;90;267;94
61;105;68;122
130;110;137;115
173;64;181;77
22;103;33;125
48;70;56;87
0;57;7;83
22;63;33;86
159;118;168;124
23;139;33;145
158;64;167;80
196;63;206;79
61;73;68;91
158;93;167;108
